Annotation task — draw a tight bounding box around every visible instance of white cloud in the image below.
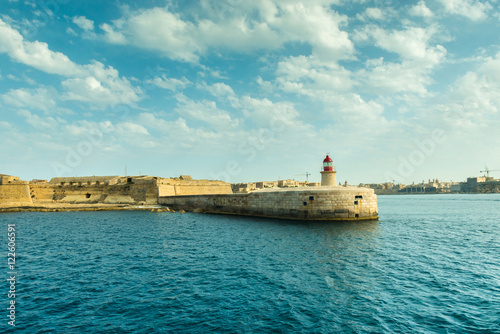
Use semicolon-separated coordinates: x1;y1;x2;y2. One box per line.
2;87;57;112
0;18;83;76
73;16;94;31
437;0;492;21
98;3;355;62
200;82;235;98
100;9;203;62
235;95;303;128
116;122;149;135
99;23;127;44
356;56;444;95
0;121;11;129
66;27;77;36
61;61;142;106
136;112;226;151
355;25;446;61
275;55;353;95
440;52;500;126
0;18;142;107
174;94;239;129
409;1;434;17
146;75;191;91
365;8;385;20
17;109;59;130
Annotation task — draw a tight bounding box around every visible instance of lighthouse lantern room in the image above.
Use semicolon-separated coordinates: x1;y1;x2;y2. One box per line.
323;155;333;171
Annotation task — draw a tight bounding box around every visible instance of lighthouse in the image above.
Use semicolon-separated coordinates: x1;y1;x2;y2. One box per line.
321;155;337;186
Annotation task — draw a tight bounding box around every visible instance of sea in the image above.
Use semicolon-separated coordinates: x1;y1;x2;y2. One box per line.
1;194;499;333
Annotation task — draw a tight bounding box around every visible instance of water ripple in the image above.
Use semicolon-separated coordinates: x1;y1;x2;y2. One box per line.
1;194;499;333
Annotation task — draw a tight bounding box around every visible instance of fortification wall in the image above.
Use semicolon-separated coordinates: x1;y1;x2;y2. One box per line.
157;179;232;197
0;184;32;205
29;184;55;203
160;186;378;221
1;175;233;207
51;183;158;204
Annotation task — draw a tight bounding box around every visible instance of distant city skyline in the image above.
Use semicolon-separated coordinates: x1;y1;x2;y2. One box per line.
1;1;499;184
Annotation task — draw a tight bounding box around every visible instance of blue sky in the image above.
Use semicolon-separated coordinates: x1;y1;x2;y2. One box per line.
1;0;499;184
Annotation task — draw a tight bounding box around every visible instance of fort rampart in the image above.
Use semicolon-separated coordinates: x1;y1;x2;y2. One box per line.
0;175;232;207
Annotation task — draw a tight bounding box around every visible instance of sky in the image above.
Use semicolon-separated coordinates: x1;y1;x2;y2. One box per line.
0;0;499;185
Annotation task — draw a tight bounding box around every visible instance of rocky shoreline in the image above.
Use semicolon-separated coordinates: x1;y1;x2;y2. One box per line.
0;203;174;213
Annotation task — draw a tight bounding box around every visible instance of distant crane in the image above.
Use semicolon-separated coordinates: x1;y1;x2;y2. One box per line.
295;172;311;182
480;166;500;178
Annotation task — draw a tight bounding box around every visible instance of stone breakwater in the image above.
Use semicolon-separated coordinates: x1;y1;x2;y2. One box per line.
159;186;378;221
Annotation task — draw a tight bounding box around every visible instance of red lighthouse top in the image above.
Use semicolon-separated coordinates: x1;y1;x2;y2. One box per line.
323;155;333;171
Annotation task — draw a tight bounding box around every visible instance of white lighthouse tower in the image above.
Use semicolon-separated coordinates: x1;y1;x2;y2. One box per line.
320;155;337;186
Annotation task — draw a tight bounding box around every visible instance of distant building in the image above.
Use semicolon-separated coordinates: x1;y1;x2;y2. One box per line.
255;181;277;189
30;179;48;184
0;174;20;185
232;183;257;193
278;179;299;187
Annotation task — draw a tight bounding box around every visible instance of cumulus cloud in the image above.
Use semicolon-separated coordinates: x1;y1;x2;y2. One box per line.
0;18;141;107
440;52;500;126
146;75;191;91
356;56;443;95
199;82;235;98
73;16;94;31
409;1;434;17
174;93;239;129
2;87;58;112
0;18;83;76
274;55;353;96
136;112;226;151
98;3;354;62
116;122;149;135
61;61;141;106
355;25;446;61
17;109;59;130
437;0;492;21
367;7;385;19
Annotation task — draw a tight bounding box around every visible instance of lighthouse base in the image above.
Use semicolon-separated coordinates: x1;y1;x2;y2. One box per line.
321;171;337;186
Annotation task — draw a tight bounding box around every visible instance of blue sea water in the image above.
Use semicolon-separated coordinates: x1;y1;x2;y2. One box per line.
1;194;500;333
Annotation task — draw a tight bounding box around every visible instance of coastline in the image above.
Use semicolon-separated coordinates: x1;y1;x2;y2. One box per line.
0;203;166;213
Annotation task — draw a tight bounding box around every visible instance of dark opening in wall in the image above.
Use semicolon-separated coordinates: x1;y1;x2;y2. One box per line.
127;178;132;183
354;200;359;205
355;214;359;218
86;193;91;199
303;202;307;206
355;195;363;199
309;196;314;201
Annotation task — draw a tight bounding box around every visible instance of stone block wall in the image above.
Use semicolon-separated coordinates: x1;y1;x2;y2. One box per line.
160;186;378;221
0;184;32;204
29;184;55;203
157;179;232;197
51;183;157;204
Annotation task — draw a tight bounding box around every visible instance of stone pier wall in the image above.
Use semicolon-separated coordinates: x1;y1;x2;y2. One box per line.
159;186;378;221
